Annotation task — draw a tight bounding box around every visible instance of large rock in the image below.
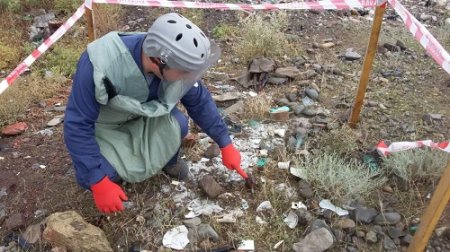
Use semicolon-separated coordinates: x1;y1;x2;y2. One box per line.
204;144;220;159
293;227;334;252
275;67;301;79
43;211;113;252
374;212;401;225
354;207;378;224
199;175;224;199
1;122;28;136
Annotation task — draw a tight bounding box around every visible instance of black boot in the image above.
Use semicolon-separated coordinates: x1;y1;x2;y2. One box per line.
162;159;189;181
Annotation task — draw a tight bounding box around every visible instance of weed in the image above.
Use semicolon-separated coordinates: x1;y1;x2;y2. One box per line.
93;4;124;37
179;9;205;28
293;153;386;203
315;125;360;158
241;95;272;121
0;42;20;70
54;0;82;13
36;42;85;77
382;148;450;183
234;11;298;63
212;24;237;39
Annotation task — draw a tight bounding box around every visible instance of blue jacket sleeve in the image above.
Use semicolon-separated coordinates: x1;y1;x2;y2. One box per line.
63;52;116;188
181;81;232;148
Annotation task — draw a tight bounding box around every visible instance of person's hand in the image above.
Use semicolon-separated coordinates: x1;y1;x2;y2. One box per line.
221;144;241;171
91;176;128;213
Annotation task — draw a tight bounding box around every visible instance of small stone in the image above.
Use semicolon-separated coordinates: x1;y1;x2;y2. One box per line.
382;185;394;193
298;180;314;199
374;212;401;225
296;209;314;225
204;144;220;159
420;13;432;21
335;218;356;229
311;219;331;233
446;18;450;27
301;70;317;79
354;207;378;224
333;229;345;242
275;66;301;79
47;115;64;127
275;98;291;106
383;236;397;250
182;217;201;228
268;77;288;85
199;175;224;199
366;230;378;243
292;227;334;252
197;224;219;242
1;122;28;136
286;93;298;102
320;42;335;48
387;227;405;239
401;234;413;245
396;40;407;51
344;48;361;61
356;230;365;238
302;107;318;117
383;43;401;52
293;105;306;116
305;88;319;101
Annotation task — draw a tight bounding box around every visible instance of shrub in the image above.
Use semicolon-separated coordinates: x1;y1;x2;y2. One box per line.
383;148;450;183
293;153;386;202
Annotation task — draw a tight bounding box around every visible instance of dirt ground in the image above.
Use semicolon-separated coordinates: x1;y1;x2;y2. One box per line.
1;2;450;252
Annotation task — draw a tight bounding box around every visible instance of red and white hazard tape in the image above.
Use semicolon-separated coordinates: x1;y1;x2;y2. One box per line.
377;140;450;157
92;0;377;10
388;0;450;75
0;3;87;95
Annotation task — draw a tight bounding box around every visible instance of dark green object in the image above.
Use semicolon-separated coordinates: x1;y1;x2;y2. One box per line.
257;158;267;168
363;154;379;173
409;224;418;234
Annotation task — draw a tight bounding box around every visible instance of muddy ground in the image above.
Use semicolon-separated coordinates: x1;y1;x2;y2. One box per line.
1;1;450;251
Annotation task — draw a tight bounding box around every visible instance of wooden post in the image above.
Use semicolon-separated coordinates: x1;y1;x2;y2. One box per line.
348;3;386;128
408;161;450;252
85;3;96;42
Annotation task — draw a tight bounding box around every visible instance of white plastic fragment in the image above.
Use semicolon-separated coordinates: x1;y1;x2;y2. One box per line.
256;201;273;212
255;216;267;225
283;211;299;229
241;199;249;210
259;149;268;157
277;161;291;169
185;199;224;218
291;202;307;210
319;199;349;216
273;240;284;249
290;167;308;180
39;165;46;169
0;157;4;160
248;91;258;97
237;240;255;251
274;129;286;137
162;225;189;250
215;208;244;223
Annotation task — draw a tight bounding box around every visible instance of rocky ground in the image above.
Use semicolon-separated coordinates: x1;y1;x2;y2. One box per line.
0;0;450;251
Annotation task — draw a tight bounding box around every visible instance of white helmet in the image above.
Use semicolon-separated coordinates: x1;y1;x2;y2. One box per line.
143;13;220;73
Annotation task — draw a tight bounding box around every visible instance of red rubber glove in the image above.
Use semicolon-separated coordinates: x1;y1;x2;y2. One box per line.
91;176;128;213
221;144;241;171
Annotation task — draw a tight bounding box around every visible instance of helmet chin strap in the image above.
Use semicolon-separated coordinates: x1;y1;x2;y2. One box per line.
150;57;167;79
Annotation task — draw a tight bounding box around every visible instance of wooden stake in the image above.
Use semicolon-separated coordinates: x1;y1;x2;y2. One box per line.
85;3;96;42
408;161;450;252
348;3;386;128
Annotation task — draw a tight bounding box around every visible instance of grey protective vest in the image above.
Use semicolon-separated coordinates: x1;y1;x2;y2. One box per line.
87;32;181;183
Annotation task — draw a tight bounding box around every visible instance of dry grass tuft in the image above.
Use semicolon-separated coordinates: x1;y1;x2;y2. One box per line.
234;11;298;63
293;153;386;203
315;125;360;158
0;73;69;126
241;95;272;120
383;148;450;184
94;4;124;37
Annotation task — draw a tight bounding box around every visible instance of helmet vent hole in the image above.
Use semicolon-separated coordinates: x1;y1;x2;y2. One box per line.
200;32;206;38
193;38;198;47
168;20;176;24
201;53;204;58
186;24;192;29
176;33;183;41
